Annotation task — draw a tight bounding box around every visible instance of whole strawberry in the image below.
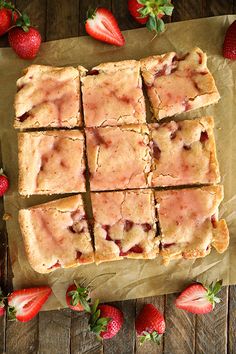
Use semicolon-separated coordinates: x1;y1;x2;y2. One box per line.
66;281;91;312
89;300;124;339
135;304;165;344
0;1;18;36
0;169;9;197
9;26;41;60
175;280;222;314
0;288;6;317
223;20;236;60
128;0;174;33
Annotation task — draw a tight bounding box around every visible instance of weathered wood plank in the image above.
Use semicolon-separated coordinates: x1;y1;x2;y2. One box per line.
38;310;71;354
228;286;236;354
15;0;47;41
103;300;136;354
164;294;195;354
6;317;38;354
202;0;234;17
46;0;79;41
136;296;165;354
79;0;111;36
195;286;228;354
172;0;203;22
111;0;141;30
70;310;103;354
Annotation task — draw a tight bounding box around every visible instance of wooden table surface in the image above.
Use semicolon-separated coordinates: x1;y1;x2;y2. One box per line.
0;1;236;353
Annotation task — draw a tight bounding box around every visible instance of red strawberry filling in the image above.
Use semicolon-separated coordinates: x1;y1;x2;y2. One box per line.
87;69;99;76
115;240;143;256
142;223;152;232
183;144;191;150
211;214;217;228
153;142;161;160
124;220;134;231
162;242;176;249
48;261;61;270
200;131;209;143
76;251;82;260
19;112;30;122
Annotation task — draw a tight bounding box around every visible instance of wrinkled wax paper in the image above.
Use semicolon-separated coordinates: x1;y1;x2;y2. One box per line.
0;15;236;311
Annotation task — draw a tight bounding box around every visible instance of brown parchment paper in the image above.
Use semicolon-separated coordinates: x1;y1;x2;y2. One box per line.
0;15;236;311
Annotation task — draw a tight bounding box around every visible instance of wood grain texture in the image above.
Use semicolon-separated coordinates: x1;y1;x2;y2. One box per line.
172;0;203;22
228;286;236;354
46;0;79;41
202;0;234;16
15;0;47;41
70;310;103;354
38;310;71;354
164;294;195;354
195;287;228;354
136;296;165;354
6;317;38;354
79;0;111;35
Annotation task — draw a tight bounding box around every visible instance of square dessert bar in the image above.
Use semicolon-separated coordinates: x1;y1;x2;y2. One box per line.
81;60;146;127
141;47;220;120
91;189;159;263
150;116;220;187
14;64;85;129
86;124;151;191
155;186;229;264
18;130;86;195
19;195;94;273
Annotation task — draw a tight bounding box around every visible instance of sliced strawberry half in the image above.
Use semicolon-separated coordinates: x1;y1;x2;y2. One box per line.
8;286;52;322
85;7;125;47
175;280;222;314
223;20;236;60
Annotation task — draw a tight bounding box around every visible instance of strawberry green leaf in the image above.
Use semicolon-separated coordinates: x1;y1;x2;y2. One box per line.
137;0;148;4
156;18;165;32
146;15;157;32
161;4;174;16
139;330;162;345
7;306;16;321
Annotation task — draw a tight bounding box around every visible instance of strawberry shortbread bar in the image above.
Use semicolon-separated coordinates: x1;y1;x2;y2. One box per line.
86;124;151;191
81;60;146;127
91;189;159;263
155;186;229;264
150;116;220;187
14;65;85;129
18;130;86;195
140;47;220;120
19;195;94;273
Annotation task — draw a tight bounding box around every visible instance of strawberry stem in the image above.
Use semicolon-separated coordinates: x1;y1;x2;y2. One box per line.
89;299;110;338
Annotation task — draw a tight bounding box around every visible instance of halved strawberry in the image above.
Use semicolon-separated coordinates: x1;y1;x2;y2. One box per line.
66;281;91;312
175;280;222;314
7;286;52;322
85;7;125;47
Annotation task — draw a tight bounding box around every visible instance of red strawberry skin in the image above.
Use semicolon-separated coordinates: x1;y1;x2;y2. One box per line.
85;8;125;47
0;175;9;196
175;284;213;314
128;0;148;24
0;8;11;36
0;305;5;317
8;26;41;60
98;304;124;339
8;286;52;322
135;304;165;336
66;284;84;312
223;20;236;60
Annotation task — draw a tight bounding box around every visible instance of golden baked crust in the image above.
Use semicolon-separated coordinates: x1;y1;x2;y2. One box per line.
81;60;146;127
86;124;152;191
19;195;94;274
155;185;229;264
14;64;84;129
91;189;159;264
18;130;86;196
150;116;220;186
140;47;220;120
